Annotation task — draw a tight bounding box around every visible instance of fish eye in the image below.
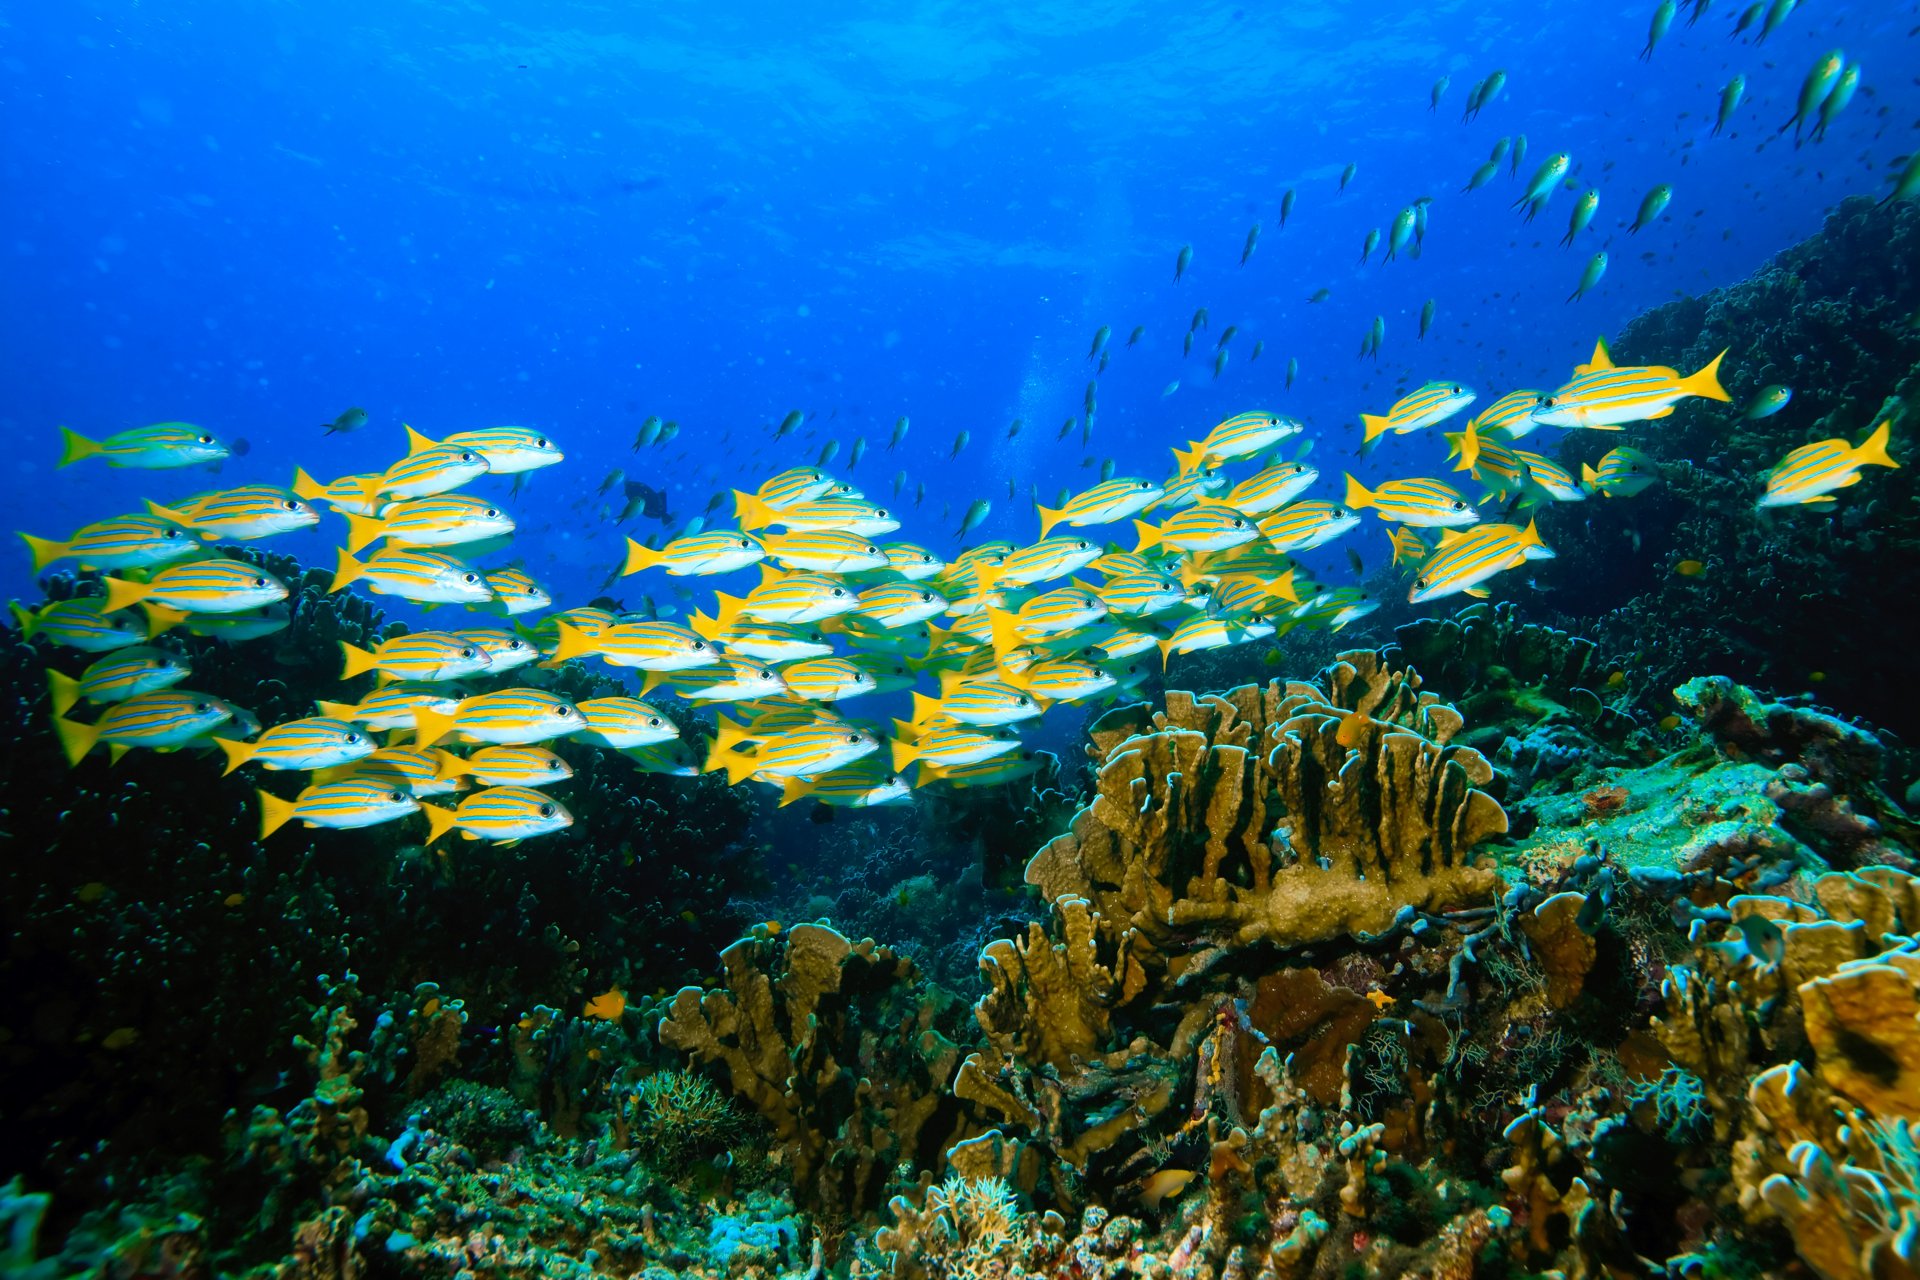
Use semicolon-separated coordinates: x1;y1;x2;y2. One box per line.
535;438;549;449
345;732;361;744
647;717;662;727
1076;540;1090;550
164;528;182;539
1416;576;1429;588
692;640;708;651
1018;696;1031;706
1137;480;1151;489
759;669;773;679
463;574;480;583
739;538;753;548
484;508;500;518
391;790;408;804
845;733;859;744
876;508;889;518
539;802;556;818
194;701;211;712
197;434;215;444
1451;500;1467;510
558;705;575;716
830;587;846;597
252;576;269;587
1232;519;1246;528
459;647;477;658
462;451;480;462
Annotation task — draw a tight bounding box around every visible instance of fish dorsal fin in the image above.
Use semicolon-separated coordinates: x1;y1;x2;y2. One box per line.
404;425;440;455
1578;337;1615;375
1436;528;1470;548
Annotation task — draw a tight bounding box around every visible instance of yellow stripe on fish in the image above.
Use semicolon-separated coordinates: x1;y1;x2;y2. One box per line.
646;657;787;704
258;779;419;839
715;569;860;625
157;486;320;542
1757;421;1897;508
888;718;1020;775
374;444;491;499
102;559;289;616
1034;477;1164;537
314;685;464;731
1171;412;1303;473
292;468;386;516
51;689;236;766
19;513;199;573
623;529;765;577
344;494;515;553
483;567;551;615
1533;350;1730;429
45;648;191;716
1343;475;1479;526
1408;520;1548;603
1360;382;1476;443
1134;503;1261;554
436;745;573;788
572;697;681;748
331;547;492;605
339;631;495;682
854;581;949;629
883;542;947;579
421;786;572;844
59;422;228;470
1580;446;1659;498
216;717;375;775
1256;502;1361;552
549;619;717;669
411;687;582;748
777;759;911;809
1223;463;1319;516
404;424;563;474
762;528;889;573
706;715;880;785
777;657;877;702
1511;450;1586;502
314;746;467;797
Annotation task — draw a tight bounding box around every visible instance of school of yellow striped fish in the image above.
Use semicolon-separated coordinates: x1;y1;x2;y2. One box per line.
16;315;1901;847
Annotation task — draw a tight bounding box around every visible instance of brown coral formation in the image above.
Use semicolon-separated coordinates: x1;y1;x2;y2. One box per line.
657;922;984;1220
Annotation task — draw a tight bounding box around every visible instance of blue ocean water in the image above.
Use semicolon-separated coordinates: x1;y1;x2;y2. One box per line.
0;0;1908;610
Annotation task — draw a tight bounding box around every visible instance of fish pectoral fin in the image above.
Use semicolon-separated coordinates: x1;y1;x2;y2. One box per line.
1837;471;1863;488
1462;586;1492;599
1645;406;1675;420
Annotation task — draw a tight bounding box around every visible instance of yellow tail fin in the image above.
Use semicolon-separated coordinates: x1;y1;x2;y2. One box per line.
215;737;255;776
140;604;187;638
420;802;459;844
733;489;777;531
58;427;101;468
12;602;41;639
778;776;815;808
889;737;921;772
18;533;68;573
1855;420;1898;470
1132;520;1163;554
1035;504;1066;538
909;691;944;725
330;547;364;594
1170;442;1207;475
1681;348;1731;403
314;699;360;720
1519;518;1544;551
145;501;195;528
434;749;473;779
339;641;381;680
549;622;598;664
688;610;724;643
101;577;151;614
412;706;457;749
1157;638;1176;669
1342;474;1374;510
343;513;386;555
1458;421;1482;473
1580;462;1599;489
712;715;752;754
257;789;298;840
1360;413;1393;442
404;424;439;455
623;538;661;576
46;669;82;718
53;713;100;766
291;467;328;502
987;607;1024;657
712;592;747;629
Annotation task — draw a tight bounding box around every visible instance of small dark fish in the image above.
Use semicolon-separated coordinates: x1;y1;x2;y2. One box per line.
322;407;368;435
775;410;804;439
1307;288;1330;303
621;480;673;524
1127;325;1145;347
1346;548;1364;577
230;437;251;457
1174;244;1192;282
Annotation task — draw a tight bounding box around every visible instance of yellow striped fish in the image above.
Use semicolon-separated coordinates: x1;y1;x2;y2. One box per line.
706;716;880;785
457;628;538;672
374;444;491;499
19;513;199;573
422;786;573;843
1447;430;1532;497
854;582;948;629
1257;502;1361;552
1224;462;1319;515
437;745;573;788
1533;347;1730;429
1389;526;1430;568
1096;573;1186;617
762;529;889;573
1033;477;1165;537
344;495;515;553
46;648;191;715
1160;615;1276;664
1580;446;1659;498
691;617;833;661
339;631;494;682
550;619;716;669
1360;382;1476;443
779;657;878;702
315;685;465;731
1172;412;1303;473
756;467;839;506
524;606;617;654
1512;450;1586;502
330;548;491;605
1134;504;1260;553
102;559;289;616
1007;658;1114;702
314;746;467;797
1757;421;1897;508
735;493;900;536
258;779;420;839
1087;550;1158;578
846;652;917;695
923;749;1050;788
59;422;228;469
1342;475;1479;526
412;688;581;748
910;677;1043;727
154;486;320;542
1465;389;1548;442
483;567;551;616
52;689;236;766
1289;587;1378;632
884;542;947;579
1408;520;1547;603
716;570;860;625
623;529;765;577
216;717;375;775
651;657;788;704
988;588;1108;651
1157;467;1228;509
777;760;911;809
405;425;563;473
987;537;1103;587
572;697;681;748
888;719;1021;774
